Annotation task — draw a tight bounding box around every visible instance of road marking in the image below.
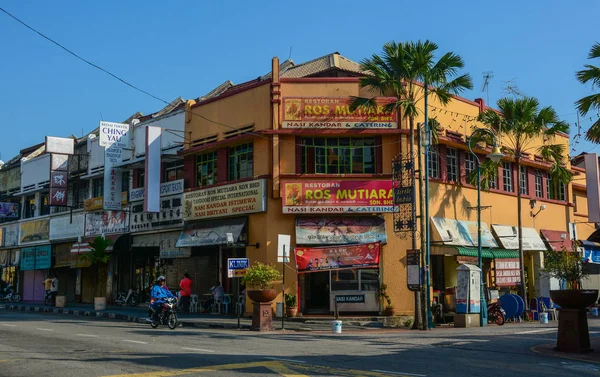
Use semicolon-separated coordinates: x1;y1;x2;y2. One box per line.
77;334;99;338
372;370;426;377
122;340;148;344
180;347;215;353
265;357;307;364
514;328;556;334
1;324;16;327
35;328;53;332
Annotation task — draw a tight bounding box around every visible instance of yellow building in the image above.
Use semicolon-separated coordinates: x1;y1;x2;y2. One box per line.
175;52;578;317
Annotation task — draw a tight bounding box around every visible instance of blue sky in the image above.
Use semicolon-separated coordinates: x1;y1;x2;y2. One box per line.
1;1;599;160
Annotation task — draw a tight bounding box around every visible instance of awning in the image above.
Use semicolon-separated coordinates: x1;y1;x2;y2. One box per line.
430;217;498;248
492;225;547;251
540;229;572;252
432;246;519;259
176;217;246;248
70;234;124;253
581;240;600;264
132;231;181;249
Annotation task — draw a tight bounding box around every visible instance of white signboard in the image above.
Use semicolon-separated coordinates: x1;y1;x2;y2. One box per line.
145;126;162;213
129;194;183;232
50;213;85;240
45;136;74;155
130;179;184;202
85;211;129;236
278;234;291;263
3;224;19;247
99;121;130;149
183;179;267;221
103;145;123;210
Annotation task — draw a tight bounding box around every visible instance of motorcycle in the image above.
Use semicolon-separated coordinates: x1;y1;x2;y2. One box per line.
115;289;139;307
487;301;506;325
148;297;178;330
0;285;21;303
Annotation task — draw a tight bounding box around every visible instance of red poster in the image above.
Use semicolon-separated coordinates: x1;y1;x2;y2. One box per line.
294;242;380;273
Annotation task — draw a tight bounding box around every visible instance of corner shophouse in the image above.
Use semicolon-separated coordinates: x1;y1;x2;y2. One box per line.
179;52;580;317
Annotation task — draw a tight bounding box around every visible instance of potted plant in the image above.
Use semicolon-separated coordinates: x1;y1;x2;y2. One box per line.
284;293;298;317
379;284;396;316
543;244;598;353
79;236;112;311
242;262;281;303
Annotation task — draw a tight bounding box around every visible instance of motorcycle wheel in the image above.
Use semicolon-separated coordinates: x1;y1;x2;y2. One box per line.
495;312;505;326
11;294;21;303
128;297;138;306
150;319;159;328
167;313;177;330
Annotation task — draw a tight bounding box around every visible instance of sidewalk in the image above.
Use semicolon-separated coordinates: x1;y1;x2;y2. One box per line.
1;302;393;332
532;336;600;363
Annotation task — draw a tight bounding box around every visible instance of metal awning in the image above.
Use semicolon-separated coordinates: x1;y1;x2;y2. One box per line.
432;246;519;259
430;217;498;248
176;217;246;248
132;231;181;249
492;225;547;251
540;229;572;252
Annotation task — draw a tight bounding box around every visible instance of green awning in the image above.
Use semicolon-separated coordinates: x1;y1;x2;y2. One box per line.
456;247;519;259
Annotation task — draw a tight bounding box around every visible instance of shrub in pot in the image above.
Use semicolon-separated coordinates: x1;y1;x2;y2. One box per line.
284;293;298;317
79;236;112;311
242;262;281;303
379;284;395;316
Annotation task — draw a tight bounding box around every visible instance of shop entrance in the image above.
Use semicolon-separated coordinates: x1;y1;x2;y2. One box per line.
303;271;330;314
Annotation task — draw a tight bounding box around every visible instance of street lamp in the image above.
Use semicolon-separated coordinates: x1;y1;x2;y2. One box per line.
420;122;434;329
467;128;503;327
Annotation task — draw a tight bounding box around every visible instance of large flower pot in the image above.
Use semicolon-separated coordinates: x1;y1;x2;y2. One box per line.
550;290;599;353
286;306;298;318
247;289;277;303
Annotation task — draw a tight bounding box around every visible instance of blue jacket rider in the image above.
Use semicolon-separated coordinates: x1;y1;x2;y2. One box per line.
150;276;175;317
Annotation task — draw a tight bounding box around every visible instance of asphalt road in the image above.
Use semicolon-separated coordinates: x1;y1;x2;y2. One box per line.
1;310;600;377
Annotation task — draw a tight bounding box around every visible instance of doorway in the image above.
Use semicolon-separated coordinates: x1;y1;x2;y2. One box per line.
303;271;330;314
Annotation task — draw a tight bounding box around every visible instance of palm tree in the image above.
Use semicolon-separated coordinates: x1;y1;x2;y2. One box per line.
351;40;472;329
80;236;112;298
576;43;600;142
475;97;572;304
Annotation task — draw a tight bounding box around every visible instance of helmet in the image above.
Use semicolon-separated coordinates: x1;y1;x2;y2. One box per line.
157;276;165;282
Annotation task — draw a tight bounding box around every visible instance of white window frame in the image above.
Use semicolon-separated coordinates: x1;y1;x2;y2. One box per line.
503;162;513;192
519;166;528;195
428;146;440;179
446;148;458;182
534;169;543;197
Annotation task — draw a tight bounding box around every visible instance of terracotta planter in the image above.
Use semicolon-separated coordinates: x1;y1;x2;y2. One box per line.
286;306;298;318
383;307;396;316
550;290;599;309
247;289;277;303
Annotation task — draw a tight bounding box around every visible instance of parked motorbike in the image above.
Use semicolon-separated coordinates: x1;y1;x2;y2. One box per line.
488;301;506;325
0;285;21;303
115;289;139;307
148;297;178;330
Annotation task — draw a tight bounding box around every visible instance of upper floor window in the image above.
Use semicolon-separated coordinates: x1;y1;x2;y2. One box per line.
465;153;476;178
446;148;458;182
228;143;253;181
503;162;513;192
546;173;566;201
196;152;218;187
40;193;50;216
76;180;89;208
164;161;184;182
137;170;145;188
301;138;376;174
428;146;440;179
92;178;103;197
519;166;528;195
24;195;35;219
535;169;543;197
121;171;130;193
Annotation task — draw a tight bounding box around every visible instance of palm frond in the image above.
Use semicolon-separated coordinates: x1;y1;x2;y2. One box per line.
575;93;600;116
428;117;442;145
548;163;573;185
467;159;500;191
589;42;600;59
585;118;600;143
576;64;600;88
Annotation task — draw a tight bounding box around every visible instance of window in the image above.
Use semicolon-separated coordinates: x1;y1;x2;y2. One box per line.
92;178;103;197
520;166;528;195
137;170;145;188
547;172;566;201
40;193;50;216
359;269;379;291
558;184;566;201
503;162;513;192
535;170;543;197
121;171;130;193
465;153;476;178
446;148;458;182
24;195;35;219
301;138;376;174
331;269;359;291
164;161;184;182
196;152;218;187
228;143;253;181
428;146;440;179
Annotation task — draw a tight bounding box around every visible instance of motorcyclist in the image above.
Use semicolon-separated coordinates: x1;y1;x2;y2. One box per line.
149;276;175;321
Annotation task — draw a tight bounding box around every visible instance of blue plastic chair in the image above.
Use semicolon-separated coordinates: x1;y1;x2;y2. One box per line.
223;295;231;314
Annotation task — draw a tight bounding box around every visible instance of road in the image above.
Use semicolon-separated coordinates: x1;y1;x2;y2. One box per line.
1;310;600;377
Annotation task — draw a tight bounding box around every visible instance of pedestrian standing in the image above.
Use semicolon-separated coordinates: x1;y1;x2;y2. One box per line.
42;275;53;305
50;275;59;306
179;272;193;313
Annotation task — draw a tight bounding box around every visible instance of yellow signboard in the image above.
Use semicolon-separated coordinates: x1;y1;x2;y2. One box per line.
84;192;128;211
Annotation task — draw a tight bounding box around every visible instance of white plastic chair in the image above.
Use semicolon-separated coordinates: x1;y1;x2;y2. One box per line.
222;295;231;314
189;294;199;313
236;295;246;315
213;296;223;314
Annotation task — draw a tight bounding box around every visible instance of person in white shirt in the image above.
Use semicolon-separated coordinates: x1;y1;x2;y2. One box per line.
203;281;224;312
50;275;59;306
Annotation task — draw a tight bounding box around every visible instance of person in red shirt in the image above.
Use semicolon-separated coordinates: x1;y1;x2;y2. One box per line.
179;272;193;313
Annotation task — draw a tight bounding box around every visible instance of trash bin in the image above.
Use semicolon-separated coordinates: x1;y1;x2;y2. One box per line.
592;307;599;316
275;302;283;318
332;320;342;334
539;312;548;324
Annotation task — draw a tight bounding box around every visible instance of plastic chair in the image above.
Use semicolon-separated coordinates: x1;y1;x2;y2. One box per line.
189;294;199;313
213;297;223;314
529;298;539;321
222;295;231;314
236;296;246;315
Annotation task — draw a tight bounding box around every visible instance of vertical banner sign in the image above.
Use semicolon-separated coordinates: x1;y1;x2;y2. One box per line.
406;249;421;291
145;126;162;213
46;136;74;207
392;153;416;233
584;153;600;223
99;121;130;211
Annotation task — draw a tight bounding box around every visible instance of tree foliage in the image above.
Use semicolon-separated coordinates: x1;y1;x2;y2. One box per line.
575;43;600;143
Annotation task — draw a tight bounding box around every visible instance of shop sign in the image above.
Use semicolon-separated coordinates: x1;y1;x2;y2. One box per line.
407;249;421;291
294;242;380;273
335;295;365;303
227;258;249;278
282;97;397;129
49;154;69;206
159;249;191;259
20;245;51;271
0;202;19;219
457;255;478;265
176;217;246;248
495;258;521;287
282;180;394;214
3;224;19;247
130;194;183;232
85;211;128;236
296;216;387;245
50;213;85;240
129;179;184;202
183;179;267;221
19;219;50;245
84;192;128;211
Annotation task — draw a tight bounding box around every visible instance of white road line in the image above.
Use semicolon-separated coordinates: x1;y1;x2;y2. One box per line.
264;357;307;364
122;340;148;344
514;328;556;334
76;334;99;338
372;370;426;377
1;324;16;327
180;347;215;353
35;328;53;332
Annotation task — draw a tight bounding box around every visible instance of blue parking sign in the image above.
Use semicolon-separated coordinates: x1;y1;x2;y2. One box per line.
228;258;249;270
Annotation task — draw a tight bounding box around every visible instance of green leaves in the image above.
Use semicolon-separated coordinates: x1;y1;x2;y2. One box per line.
575;43;600;143
284;293;297;307
542;244;585;290
466;158;500;191
241;262;281;290
79;236;112;265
